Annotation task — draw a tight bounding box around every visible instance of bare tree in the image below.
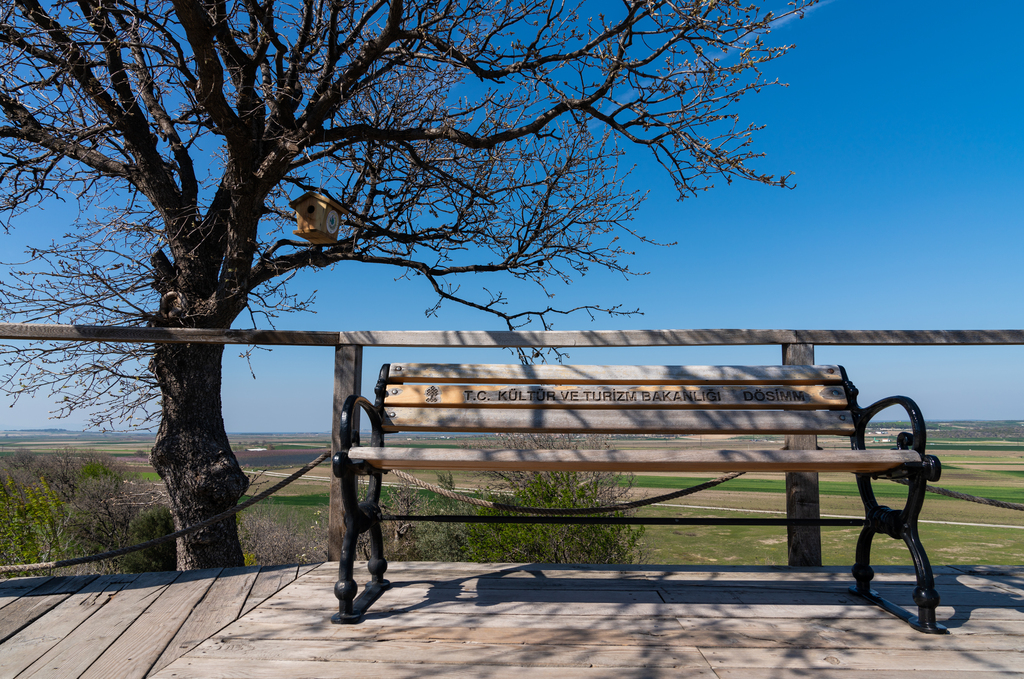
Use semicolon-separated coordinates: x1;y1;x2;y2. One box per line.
0;0;809;568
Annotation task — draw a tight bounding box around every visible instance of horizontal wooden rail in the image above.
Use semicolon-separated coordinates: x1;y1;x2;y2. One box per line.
2;324;1024;347
0;323;339;346
337;329;1024;347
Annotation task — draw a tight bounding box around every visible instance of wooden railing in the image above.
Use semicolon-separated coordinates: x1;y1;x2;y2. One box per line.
4;323;1023;566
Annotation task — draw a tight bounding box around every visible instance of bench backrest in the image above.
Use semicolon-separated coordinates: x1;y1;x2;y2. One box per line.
376;363;857;437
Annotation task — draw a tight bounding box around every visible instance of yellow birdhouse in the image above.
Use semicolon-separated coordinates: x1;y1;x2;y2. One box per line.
290;191;348;244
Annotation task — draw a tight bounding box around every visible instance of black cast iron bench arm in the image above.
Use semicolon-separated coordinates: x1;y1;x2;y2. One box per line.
852;394;927;458
334;395;384;463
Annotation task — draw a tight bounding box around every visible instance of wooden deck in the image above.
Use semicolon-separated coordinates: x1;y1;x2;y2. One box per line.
2;562;1023;678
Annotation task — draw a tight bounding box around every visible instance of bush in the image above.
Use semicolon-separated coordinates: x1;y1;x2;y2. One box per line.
413;472;470;562
239;503;326;566
121;505;177;573
80;460;120;482
0;450;167;575
466;470;646;564
463;433;646;565
0;474;71;575
364;480;424;562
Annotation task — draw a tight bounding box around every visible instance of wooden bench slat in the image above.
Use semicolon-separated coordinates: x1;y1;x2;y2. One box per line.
351;447;918;473
387;363;845;385
386;384;848;409
380;408;856;435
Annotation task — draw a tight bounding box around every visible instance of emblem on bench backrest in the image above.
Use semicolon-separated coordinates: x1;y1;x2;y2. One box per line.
425;385;441;403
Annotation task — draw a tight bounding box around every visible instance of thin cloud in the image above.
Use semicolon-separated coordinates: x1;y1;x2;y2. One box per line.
770;0;840;30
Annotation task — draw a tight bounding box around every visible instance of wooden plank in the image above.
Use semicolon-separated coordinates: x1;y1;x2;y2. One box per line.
663;618;1024;650
0;575;52;593
380;408;857;435
866;583;1024;609
297;562;322;578
4;324;1024;349
17;570;179;678
351;447;917;473
0;577;53;613
229;594;902;627
786;466;820;565
150;566;261;675
77;569;220;679
150;657;716;678
0;594;70;639
240;565;298;616
22;575;98;594
362;598;899;621
349;329;816;348
184;638;711;668
0;574;139;678
714;671;1024;679
213;620;1024;652
948;565;1024;577
387;384;847;409
339;328;1024;348
702;647;1024;672
221;611;681;638
0;575;97;643
279;579;899;619
388;363;846;385
0;322;339;345
950;573;1024;599
784;342;822;568
218;591;1023;641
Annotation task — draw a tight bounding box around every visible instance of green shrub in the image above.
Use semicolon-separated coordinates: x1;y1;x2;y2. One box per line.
120;505;177;573
238;503;326;566
79;460;121;482
0;474;70;575
466;471;646;564
414;472;471;562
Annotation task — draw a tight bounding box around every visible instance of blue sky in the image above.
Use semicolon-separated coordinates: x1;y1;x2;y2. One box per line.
3;0;1023;431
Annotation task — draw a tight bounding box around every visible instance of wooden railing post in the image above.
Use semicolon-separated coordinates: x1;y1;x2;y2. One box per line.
329;344;362;562
782;342;822;567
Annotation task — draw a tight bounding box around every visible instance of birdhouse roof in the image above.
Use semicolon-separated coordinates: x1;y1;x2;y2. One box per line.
289;190;341;209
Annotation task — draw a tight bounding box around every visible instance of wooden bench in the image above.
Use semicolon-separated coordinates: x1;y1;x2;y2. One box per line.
332;363;946;633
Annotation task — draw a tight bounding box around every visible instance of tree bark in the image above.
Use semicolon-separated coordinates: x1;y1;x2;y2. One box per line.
149;342;248;569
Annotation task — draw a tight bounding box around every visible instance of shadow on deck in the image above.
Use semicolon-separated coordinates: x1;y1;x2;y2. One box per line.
1;562;1022;678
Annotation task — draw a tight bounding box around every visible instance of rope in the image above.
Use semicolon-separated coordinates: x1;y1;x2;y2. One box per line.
388;468;747;516
392;470;1024;516
891;478;1024;512
0;451;330;575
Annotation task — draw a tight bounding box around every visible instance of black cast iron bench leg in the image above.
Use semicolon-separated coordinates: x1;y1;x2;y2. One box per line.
333;467;390;624
849;471;947;634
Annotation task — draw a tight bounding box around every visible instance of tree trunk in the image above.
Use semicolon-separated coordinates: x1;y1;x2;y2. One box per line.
149;342;248;569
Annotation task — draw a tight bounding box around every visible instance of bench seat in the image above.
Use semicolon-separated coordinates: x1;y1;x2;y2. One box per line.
350;446;922;473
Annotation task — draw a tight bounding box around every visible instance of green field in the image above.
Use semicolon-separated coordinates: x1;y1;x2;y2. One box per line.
627;474;1024;504
639;506;1024;567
